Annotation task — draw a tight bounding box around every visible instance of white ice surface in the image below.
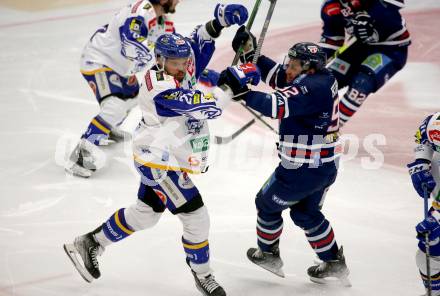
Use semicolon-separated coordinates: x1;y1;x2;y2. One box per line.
0;1;439;295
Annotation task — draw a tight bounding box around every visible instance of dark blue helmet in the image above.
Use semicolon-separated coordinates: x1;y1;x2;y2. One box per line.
288;42;327;71
149;0;160;4
155;33;191;59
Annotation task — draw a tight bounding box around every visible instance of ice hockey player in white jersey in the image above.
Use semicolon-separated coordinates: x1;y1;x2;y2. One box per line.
65;0;178;178
63;9;260;296
407;112;440;295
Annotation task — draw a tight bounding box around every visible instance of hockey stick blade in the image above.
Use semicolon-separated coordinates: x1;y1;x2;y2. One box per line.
63;244;94;283
214;118;255;144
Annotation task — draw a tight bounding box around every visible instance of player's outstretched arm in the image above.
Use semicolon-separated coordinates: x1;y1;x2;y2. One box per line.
189;3;249;79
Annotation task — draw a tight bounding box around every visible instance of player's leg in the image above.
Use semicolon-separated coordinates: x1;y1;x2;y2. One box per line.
178;207;225;296
246;171;297;278
338;48;408;126
63;183;164;282
416;248;440;295
66;64;139;177
289;175;349;285
136;164;226;296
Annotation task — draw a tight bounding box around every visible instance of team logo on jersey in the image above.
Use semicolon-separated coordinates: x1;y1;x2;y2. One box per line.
178;172;195;189
153;189;167;205
190;136;209;153
129;19;146;42
186;119;204;135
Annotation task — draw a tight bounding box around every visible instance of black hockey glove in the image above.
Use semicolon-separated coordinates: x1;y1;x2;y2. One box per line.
232;25;257;63
349;12;379;43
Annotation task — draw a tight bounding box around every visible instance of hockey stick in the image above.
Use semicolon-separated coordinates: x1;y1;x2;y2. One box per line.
215;0;278;145
423;183;433;296
215;35;358;145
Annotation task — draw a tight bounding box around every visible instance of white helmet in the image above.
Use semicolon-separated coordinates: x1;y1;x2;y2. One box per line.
427;112;440;150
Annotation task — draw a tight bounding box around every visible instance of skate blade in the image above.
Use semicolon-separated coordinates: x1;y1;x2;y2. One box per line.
309;273;351;287
63;244;94;283
65;164;92;178
247;257;285;278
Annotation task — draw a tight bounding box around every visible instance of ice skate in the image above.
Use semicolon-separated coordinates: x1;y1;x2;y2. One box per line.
65;139;97;178
192;271;226;296
247;246;285;278
307;246;351;287
63;232;104;283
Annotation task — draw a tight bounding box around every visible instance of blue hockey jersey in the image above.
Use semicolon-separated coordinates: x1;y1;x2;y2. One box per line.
319;0;411;56
244;55;341;168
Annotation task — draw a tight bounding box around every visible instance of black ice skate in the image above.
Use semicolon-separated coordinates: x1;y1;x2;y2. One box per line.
65;139;97;178
192;271;226;296
247;246;285;278
307;246;351;287
63;232;103;283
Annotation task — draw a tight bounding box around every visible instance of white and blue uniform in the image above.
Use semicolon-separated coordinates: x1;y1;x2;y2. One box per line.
94;26;234;277
79;0;175;146
411;112;440;294
65;3;249;293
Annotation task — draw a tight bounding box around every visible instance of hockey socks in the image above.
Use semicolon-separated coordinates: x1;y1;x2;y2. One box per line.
305;219;338;261
256;216;283;252
182;237;210;273
82;115;112;146
102;208;135;243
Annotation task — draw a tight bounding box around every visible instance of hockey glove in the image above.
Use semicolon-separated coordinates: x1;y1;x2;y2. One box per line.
214;3;248;27
349;12;379;43
232;25;257;63
416;213;440;241
198;69;220;87
407;159;437;198
217;63;261;100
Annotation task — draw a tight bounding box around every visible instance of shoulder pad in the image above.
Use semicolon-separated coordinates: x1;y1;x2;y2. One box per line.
143;70;179;93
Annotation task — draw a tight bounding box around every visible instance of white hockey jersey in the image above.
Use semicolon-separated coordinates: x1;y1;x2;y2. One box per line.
132;24;232;174
80;0;174;76
414;112;440;200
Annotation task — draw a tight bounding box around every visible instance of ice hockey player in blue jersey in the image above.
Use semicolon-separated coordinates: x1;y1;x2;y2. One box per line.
63;12;259;296
230;30;350;285
408;112;440;295
66;0;248;178
319;0;411;126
